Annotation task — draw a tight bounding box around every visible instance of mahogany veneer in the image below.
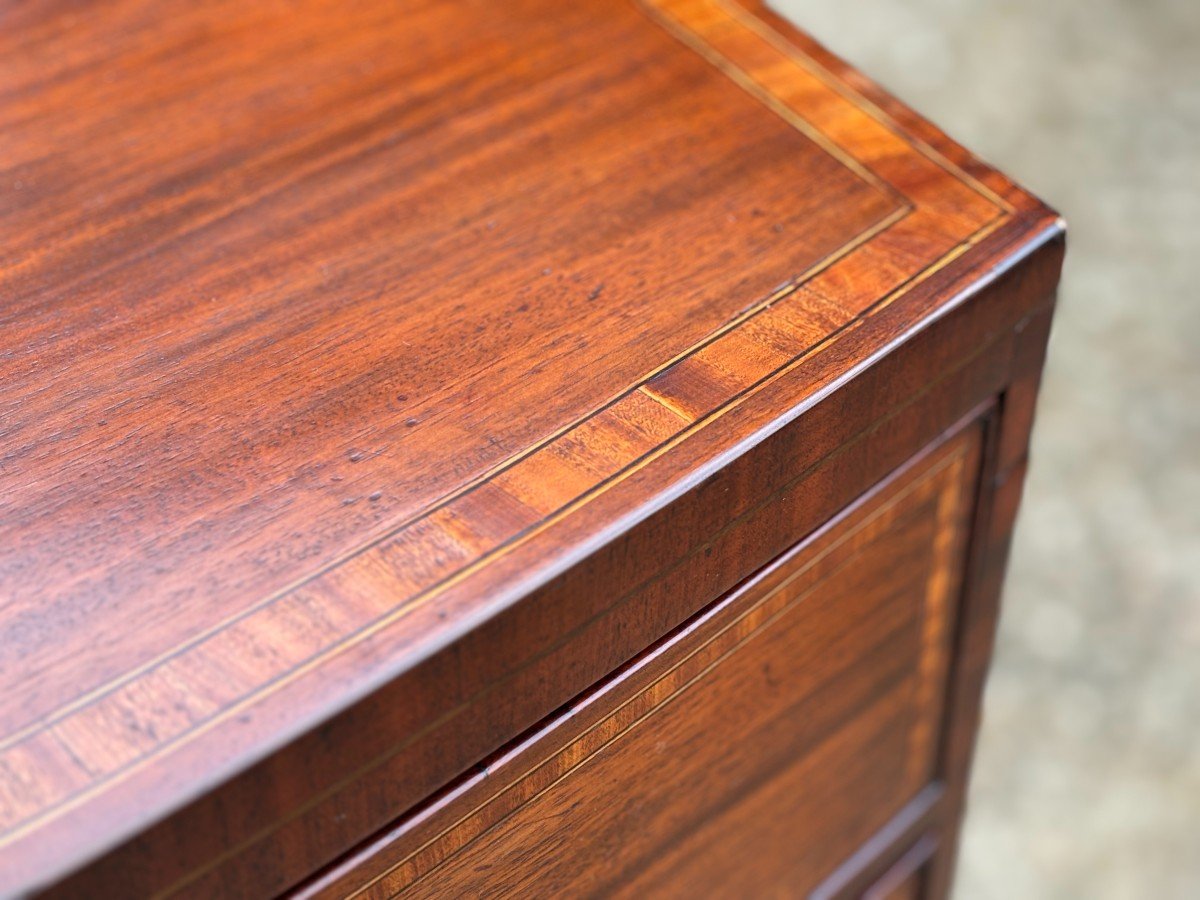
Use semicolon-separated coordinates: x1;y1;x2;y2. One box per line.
0;0;1062;896
300;428;981;899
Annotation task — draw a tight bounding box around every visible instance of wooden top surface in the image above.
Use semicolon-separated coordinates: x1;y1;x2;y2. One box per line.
0;0;1057;890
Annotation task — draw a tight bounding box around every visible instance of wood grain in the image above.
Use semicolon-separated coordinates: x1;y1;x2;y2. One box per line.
0;0;1061;894
299;426;981;899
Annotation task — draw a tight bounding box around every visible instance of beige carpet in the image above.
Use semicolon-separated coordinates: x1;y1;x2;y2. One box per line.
770;1;1200;896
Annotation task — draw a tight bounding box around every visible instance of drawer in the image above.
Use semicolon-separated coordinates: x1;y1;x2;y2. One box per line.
297;425;982;899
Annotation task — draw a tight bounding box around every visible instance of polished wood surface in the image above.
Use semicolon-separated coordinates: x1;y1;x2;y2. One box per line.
0;0;1062;895
299;427;980;899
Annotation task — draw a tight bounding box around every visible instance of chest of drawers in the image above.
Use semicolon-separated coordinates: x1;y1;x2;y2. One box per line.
0;0;1062;896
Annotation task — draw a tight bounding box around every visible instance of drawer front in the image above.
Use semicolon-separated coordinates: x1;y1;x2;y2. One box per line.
301;426;981;899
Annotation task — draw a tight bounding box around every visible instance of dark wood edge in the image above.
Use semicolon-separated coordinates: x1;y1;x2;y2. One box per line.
924;295;1061;897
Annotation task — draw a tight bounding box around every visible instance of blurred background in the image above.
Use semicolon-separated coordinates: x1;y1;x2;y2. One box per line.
772;0;1200;897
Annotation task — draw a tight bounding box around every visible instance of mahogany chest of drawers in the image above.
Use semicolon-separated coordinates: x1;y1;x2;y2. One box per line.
0;0;1063;896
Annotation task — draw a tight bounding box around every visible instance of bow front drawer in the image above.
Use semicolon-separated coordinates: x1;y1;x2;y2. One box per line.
299;426;981;899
